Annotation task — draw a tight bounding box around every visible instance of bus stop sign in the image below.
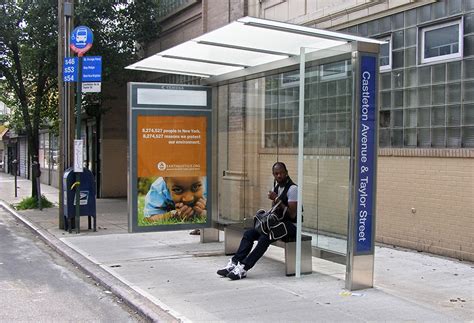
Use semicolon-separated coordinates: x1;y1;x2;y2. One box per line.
70;26;93;56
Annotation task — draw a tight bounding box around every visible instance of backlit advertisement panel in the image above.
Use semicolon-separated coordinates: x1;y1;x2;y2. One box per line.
128;83;212;232
136;115;208;227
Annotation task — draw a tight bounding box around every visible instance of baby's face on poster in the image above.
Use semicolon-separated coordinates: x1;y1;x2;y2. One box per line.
165;177;204;205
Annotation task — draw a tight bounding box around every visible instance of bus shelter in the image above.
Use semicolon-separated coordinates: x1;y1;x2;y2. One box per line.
127;17;382;290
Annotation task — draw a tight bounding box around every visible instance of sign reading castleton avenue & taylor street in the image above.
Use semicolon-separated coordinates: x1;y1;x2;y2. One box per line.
355;55;376;255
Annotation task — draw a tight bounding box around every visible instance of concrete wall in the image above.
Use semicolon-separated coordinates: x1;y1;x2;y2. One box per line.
376;155;474;261
251;0;435;29
39;169;59;188
100;83;128;197
146;2;203;55
146;0;246;56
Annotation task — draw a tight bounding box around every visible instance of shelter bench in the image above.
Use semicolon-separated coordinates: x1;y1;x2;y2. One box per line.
224;223;313;276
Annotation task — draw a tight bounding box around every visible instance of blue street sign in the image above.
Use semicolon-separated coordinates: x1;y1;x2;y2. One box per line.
82;56;102;82
63;57;78;82
355;55;377;255
70;26;93;55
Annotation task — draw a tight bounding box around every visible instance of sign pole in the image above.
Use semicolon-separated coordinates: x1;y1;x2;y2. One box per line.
69;25;93;234
75;54;82;233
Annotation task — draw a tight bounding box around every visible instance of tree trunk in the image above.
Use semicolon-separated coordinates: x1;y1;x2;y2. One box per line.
28;131;40;198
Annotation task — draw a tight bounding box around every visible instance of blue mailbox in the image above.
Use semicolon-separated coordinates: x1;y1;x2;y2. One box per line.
63;167;96;232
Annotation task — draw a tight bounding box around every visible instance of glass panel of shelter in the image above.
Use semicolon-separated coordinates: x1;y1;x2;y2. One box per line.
217;57;353;257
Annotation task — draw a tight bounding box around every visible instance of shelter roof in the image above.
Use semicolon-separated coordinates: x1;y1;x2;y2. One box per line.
126;17;383;79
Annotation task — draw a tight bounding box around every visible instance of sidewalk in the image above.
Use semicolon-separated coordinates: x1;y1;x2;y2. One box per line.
0;172;472;322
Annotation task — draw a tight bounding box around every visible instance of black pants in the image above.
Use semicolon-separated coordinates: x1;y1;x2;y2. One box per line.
232;221;296;271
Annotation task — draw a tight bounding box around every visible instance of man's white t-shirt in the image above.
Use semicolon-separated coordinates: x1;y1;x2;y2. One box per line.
277;184;297;202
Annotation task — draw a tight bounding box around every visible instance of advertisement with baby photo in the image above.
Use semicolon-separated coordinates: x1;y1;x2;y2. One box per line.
136;115;208;227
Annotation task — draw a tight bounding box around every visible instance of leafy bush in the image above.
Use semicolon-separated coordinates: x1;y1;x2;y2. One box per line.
16;195;54;210
137;177;156;195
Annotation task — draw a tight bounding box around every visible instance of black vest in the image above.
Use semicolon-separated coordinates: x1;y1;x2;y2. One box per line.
273;177;297;223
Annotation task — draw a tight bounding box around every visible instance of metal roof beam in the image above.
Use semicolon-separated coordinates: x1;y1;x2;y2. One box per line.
128;66;212;78
202;43;353;86
160;55;250;68
240;17;384;44
195;40;294;57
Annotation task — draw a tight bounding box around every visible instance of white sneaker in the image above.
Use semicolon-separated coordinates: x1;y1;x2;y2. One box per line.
217;259;236;277
227;262;247;280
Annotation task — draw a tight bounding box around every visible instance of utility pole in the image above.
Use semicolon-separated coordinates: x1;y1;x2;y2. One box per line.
58;0;74;229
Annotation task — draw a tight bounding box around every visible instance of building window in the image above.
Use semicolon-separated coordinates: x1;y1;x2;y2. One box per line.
420;20;463;64
280;71;299;88
379;36;392;71
39;132;59;170
264;74;299;148
264;60;352;149
353;7;473;149
320;61;348;81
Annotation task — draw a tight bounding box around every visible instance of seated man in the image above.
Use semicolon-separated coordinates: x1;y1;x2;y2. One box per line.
217;162;298;280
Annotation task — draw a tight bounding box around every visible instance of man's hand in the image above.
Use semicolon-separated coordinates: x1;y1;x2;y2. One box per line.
268;191;278;201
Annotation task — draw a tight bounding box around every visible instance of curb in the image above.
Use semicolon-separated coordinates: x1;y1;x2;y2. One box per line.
0;201;180;323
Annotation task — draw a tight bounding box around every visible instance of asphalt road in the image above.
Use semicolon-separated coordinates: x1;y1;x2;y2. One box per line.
0;207;145;322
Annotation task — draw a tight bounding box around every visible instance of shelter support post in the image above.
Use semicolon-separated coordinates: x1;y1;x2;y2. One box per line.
346;42;380;291
201;228;219;242
295;47;306;277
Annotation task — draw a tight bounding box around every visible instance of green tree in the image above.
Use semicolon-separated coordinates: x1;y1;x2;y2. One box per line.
0;1;58;197
0;0;160;198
